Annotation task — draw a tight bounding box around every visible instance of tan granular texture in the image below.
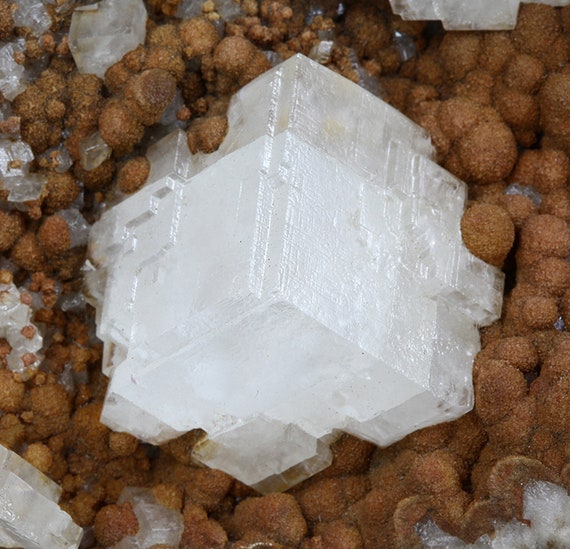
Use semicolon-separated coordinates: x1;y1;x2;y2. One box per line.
461;203;515;266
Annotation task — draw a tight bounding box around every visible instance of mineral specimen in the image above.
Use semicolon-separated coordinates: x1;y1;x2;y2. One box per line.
12;0;52;37
389;0;570;30
88;54;503;492
0;444;83;548
68;0;147;79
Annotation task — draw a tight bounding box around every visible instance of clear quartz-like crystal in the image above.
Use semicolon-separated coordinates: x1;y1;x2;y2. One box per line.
0;444;83;549
88;54;504;492
0;138;46;203
112;488;183;549
12;0;52;37
0;41;26;101
389;0;570;30
68;0;147;78
79;130;112;171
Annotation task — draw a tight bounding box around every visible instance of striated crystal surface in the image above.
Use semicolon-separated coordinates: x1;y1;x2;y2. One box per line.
0;281;42;377
112;487;183;548
389;0;570;30
0;138;46;203
79;130;112;171
68;0;147;79
88;54;504;492
0;444;83;549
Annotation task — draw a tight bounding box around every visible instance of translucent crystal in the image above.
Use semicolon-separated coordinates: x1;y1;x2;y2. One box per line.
0;445;83;549
0;138;46;203
0;41;27;101
68;0;147;79
389;0;570;30
79;130;112;171
0;281;43;377
504;182;542;207
88;54;503;491
112;487;183;549
12;0;52;37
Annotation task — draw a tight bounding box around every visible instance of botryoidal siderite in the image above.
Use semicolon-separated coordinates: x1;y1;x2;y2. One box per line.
87;54;504;492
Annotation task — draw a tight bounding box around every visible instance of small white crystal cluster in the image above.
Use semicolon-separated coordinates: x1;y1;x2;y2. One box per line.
0;138;46;203
88;54;503;492
68;0;147;79
0;281;42;377
418;480;570;548
0;444;83;549
111;487;184;549
389;0;570;30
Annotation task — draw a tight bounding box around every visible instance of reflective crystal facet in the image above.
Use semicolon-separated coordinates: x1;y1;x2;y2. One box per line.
0;138;46;203
389;0;570;30
0;41;26;101
12;0;52;36
0;445;83;549
68;0;147;78
88;54;503;491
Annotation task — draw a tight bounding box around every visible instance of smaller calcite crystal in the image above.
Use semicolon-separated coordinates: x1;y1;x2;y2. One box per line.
0;41;26;101
68;0;147;78
111;487;183;548
0;138;46;203
0;444;83;549
389;0;570;29
0;277;42;377
12;0;52;36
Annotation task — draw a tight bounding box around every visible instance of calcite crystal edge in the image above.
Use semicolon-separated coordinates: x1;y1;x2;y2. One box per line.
89;54;503;491
0;445;83;549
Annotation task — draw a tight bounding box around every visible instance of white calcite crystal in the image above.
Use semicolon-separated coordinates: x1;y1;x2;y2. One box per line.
88;54;503;492
0;444;83;548
389;0;570;30
112;487;184;548
12;0;52;37
68;0;147;79
0;41;27;101
418;480;570;547
0;138;46;203
0;280;42;377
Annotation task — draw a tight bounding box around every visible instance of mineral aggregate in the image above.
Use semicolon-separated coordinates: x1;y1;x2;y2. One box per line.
2;0;570;547
89;52;503;492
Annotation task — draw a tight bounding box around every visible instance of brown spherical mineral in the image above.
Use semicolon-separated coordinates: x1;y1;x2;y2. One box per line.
117;157;150;194
186;115;228;154
461;203;515;267
0;211;25;252
0;370;25;413
230;493;308;545
99;99;145;156
38;215;71;257
458;121;518;184
0;0;14;41
124;69;177;126
43;173;80;213
94;503;139;547
179;17;220;59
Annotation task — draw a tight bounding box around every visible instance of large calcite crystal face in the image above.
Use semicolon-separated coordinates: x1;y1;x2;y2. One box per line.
0;445;83;548
389;0;569;30
88;54;503;492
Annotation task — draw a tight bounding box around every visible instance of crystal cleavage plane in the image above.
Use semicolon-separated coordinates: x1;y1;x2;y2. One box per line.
87;54;504;493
